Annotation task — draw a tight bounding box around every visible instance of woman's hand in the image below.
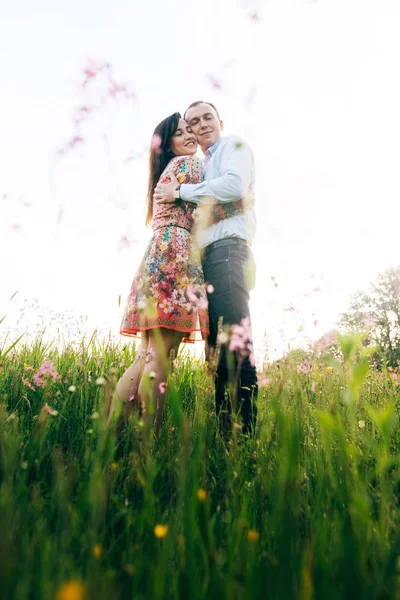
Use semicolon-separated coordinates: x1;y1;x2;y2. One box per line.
154;173;179;204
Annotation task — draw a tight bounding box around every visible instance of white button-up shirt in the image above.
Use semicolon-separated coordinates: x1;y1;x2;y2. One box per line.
180;135;257;249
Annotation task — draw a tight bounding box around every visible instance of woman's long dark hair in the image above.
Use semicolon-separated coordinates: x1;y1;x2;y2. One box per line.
145;112;181;226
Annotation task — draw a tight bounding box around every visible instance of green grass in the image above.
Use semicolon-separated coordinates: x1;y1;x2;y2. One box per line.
1;333;400;599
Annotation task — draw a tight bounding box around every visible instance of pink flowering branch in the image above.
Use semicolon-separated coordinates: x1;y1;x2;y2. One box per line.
56;58;137;158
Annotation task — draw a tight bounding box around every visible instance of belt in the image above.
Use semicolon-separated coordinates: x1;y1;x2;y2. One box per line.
202;237;248;257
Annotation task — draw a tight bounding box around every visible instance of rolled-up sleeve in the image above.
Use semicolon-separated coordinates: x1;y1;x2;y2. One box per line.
180;138;253;205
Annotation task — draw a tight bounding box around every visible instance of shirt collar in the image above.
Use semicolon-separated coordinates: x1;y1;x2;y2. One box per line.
204;137;222;157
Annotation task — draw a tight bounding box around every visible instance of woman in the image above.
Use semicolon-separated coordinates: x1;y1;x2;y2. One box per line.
109;112;209;438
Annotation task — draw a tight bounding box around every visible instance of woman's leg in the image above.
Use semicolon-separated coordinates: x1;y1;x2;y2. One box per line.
107;333;148;428
138;328;184;439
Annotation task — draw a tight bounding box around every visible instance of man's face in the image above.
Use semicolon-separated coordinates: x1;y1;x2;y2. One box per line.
185;103;223;150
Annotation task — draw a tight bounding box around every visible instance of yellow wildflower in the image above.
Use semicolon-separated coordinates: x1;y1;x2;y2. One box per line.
197;488;207;502
154;524;169;539
124;564;135;576
56;580;85;600
247;529;260;543
93;544;102;558
358;420;365;429
111;462;118;471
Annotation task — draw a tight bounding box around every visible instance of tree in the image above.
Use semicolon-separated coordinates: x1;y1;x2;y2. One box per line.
339;266;400;367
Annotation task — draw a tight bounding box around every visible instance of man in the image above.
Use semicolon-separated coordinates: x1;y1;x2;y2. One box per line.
154;101;258;436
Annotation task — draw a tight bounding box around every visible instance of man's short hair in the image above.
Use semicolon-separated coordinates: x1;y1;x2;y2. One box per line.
184;101;221;121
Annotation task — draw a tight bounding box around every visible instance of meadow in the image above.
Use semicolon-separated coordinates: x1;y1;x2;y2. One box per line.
1;331;400;600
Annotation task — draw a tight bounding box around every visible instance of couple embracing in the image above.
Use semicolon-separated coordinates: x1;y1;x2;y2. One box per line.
109;101;258;440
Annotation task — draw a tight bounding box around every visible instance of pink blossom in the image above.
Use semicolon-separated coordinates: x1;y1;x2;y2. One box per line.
283;304;296;312
206;284;214;294
249;11;260;21
186;285;208;311
81;59;110;86
314;331;337;354
258;375;271;387
33;359;59;389
69;135;84;148
159;382;167;394
150;134;162;150
206;74;222;90
297;361;313;374
228;317;255;366
43;403;58;416
107;80;127;98
229;333;246;352
83;67;97;82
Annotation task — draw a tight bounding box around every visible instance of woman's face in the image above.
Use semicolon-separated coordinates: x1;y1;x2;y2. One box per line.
169;118;197;156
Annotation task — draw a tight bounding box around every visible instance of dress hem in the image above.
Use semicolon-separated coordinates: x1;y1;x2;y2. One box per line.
120;325;209;344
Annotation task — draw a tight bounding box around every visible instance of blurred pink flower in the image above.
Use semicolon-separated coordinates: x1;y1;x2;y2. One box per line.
186;285;208;311
151;134;162;149
33;359;59;388
43;403;58;416
107;80;126;98
297;361;313;374
79;105;92;114
283;304;296;312
258;375;271;387
69;135;84;148
83;67;97;82
229;317;255;366
314;331;337;354
249;11;260;21
150;134;162;155
117;235;131;251
159;382;167;394
206;74;222;90
82;59;110;86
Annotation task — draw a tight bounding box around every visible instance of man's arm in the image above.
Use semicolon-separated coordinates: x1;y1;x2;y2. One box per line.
154;137;254;205
180;138;254;205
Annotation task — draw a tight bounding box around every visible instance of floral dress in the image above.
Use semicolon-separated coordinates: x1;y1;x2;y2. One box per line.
120;155;209;341
120;155;248;341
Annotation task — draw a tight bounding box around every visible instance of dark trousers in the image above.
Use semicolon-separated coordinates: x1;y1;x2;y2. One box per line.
202;238;258;435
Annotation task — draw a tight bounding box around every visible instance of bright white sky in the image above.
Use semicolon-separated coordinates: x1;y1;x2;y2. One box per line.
1;0;400;360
